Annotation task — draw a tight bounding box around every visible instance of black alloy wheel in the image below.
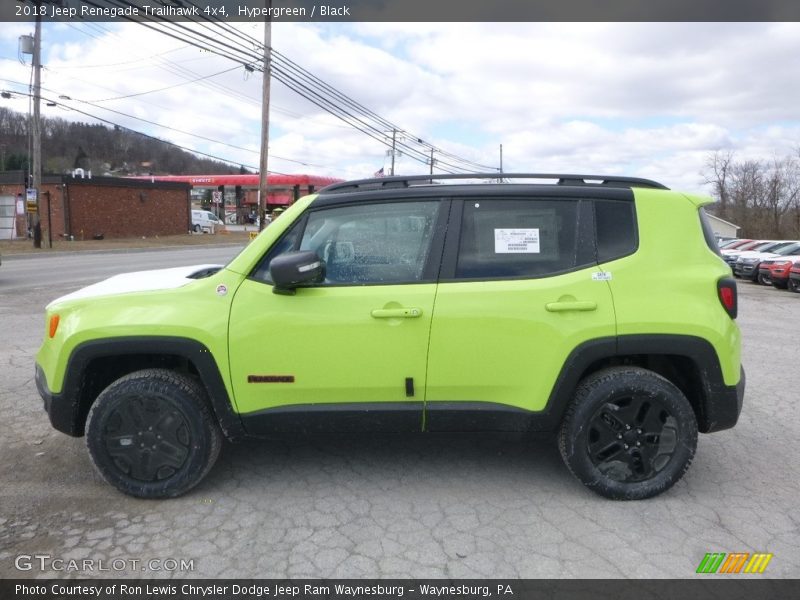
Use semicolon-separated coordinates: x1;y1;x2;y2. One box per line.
101;395;191;482
586;393;679;483
559;367;698;500
86;369;222;498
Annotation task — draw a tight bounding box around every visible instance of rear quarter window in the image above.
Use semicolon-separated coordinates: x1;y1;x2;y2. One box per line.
595;199;638;263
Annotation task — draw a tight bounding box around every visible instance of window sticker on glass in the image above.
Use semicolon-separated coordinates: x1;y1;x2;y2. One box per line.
494;228;540;254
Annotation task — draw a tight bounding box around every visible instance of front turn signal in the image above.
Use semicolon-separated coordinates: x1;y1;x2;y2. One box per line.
49;315;60;338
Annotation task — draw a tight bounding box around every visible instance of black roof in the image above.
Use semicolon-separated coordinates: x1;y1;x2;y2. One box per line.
319;173;669;195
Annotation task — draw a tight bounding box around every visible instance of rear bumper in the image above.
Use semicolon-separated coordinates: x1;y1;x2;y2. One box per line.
701;366;745;433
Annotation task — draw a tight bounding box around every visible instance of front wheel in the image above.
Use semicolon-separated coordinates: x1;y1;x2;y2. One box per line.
757;271;771;285
85;369;222;498
559;367;697;500
788;278;800;293
772;278;788;289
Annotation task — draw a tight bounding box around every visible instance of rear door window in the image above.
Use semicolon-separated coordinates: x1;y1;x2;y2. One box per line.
453;198;593;279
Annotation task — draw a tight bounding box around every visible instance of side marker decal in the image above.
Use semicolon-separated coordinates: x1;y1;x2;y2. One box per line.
248;375;295;383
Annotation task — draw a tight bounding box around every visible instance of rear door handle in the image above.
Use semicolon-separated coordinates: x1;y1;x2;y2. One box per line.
371;308;422;318
545;301;598;312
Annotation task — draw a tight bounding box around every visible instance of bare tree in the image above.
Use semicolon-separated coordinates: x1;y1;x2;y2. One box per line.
762;156;800;237
703;150;800;238
703;150;734;219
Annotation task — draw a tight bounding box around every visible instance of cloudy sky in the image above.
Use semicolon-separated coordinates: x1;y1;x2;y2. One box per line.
1;21;799;193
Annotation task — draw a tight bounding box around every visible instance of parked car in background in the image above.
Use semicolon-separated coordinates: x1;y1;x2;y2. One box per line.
762;254;800;289
720;238;753;251
734;241;800;281
722;240;775;269
788;261;800;293
191;209;225;234
721;239;764;260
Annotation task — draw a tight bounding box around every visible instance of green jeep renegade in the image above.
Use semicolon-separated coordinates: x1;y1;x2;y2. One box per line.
35;174;745;500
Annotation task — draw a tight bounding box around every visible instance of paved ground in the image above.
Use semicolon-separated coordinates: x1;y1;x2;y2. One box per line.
1;252;798;579
0;230;253;256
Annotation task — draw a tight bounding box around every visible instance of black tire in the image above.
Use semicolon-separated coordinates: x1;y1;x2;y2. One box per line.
193;224;201;233
757;271;771;286
559;367;698;500
788;278;800;293
85;369;222;499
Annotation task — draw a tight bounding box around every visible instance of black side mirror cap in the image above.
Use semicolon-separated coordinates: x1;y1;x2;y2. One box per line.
270;251;326;294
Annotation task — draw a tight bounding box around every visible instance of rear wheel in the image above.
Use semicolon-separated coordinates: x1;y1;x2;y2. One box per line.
86;369;222;498
559;367;698;500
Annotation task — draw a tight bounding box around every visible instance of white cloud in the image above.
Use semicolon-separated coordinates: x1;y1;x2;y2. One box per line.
2;22;799;193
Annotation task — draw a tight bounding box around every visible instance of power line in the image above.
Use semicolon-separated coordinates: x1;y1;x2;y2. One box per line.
55;20;356;132
2;78;334;170
178;10;486;172
87;65;241;102
1;85;277;173
87;0;499;174
66;7;403;172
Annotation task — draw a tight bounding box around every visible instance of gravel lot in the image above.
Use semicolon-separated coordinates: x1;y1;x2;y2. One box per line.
1;251;798;579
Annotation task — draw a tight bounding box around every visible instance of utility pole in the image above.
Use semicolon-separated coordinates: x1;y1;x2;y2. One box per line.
390;129;397;176
257;1;272;233
429;147;435;175
498;144;504;183
32;1;42;248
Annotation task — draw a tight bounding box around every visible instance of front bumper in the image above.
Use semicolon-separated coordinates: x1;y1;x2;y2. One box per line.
736;263;759;279
35;363;82;437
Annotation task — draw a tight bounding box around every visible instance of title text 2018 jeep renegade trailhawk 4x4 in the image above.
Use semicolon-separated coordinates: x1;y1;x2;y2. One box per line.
35;174;745;500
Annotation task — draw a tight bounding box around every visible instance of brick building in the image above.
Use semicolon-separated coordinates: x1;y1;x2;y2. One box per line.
0;172;191;241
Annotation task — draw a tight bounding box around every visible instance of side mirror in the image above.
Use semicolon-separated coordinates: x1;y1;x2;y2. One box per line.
270;251;326;295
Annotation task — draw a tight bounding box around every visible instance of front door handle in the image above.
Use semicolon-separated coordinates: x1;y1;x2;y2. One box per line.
545;301;598;313
371;308;423;318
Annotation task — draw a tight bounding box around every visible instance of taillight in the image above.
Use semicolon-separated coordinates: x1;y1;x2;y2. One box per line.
717;278;737;319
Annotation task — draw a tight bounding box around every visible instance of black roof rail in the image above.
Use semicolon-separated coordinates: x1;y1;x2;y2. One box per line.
318;173;669;194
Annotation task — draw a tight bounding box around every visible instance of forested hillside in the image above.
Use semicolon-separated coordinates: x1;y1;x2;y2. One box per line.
0;107;247;176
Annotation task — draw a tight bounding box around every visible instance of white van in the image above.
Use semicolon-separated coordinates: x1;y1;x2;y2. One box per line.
191;210;224;234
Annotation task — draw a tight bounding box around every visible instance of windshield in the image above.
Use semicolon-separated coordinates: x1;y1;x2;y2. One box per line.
775;242;800;256
750;241;780;252
733;241;763;251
